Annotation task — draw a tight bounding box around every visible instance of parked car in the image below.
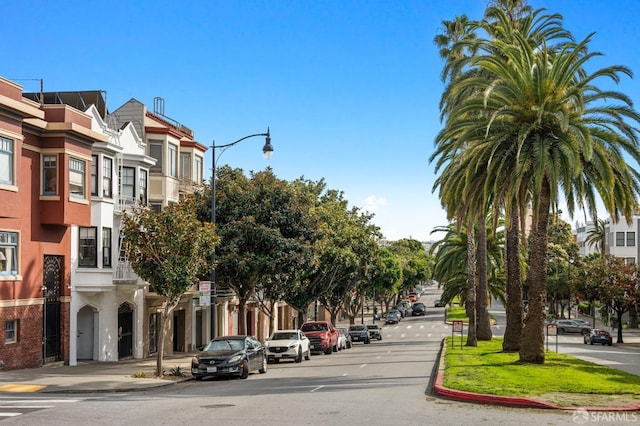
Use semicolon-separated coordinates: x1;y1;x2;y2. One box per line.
366;324;383;341
191;335;267;380
434;299;446;308
265;330;311;363
553;320;591;335
408;293;418;302
300;321;339;355
348;324;371;344
573;319;592;328
338;327;352;349
412;302;426;316
584;329;613;346
386;310;402;324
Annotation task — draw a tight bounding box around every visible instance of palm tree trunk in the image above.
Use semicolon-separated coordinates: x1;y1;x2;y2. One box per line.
519;180;551;364
503;204;523;351
476;212;492;340
466;215;477;346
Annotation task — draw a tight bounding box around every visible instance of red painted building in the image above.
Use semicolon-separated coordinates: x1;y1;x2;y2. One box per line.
0;77;105;369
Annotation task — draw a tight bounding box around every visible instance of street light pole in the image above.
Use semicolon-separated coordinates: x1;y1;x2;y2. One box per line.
210;128;273;340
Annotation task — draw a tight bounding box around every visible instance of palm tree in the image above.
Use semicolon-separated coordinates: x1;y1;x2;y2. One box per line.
440;16;640;363
585;218;608;256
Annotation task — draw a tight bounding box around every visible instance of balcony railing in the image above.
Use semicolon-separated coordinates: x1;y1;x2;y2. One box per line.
114;260;139;283
115;195;137;215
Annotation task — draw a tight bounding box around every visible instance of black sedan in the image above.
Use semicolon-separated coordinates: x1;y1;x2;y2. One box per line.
584;329;613;346
191;335;267;380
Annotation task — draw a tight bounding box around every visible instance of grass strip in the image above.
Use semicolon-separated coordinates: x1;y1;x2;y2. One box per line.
443;337;640;398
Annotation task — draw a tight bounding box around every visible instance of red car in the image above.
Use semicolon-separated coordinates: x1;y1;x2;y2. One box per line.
408;293;418;302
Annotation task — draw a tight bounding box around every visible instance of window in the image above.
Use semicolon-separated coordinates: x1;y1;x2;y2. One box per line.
194;156;203;184
103;157;113;198
79;227;97;267
69;158;86;198
616;232;625;246
0;136;14;185
180;152;191;181
102;227;112;267
139;169;148;203
0;231;18;275
627;232;635;247
149;142;163;173
168;144;177;178
5;320;16;343
120;167;135;199
91;155;98;196
43;154;58;195
626;257;636;264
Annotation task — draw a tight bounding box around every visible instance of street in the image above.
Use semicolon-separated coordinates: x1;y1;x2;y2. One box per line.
0;288;590;425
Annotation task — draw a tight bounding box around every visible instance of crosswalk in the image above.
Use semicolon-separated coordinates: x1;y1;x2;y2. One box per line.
0;397;80;421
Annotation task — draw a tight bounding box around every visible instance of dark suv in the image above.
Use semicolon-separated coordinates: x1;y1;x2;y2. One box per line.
348;324;370;344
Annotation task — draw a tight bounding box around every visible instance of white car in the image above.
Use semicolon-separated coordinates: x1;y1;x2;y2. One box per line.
265;330;311;363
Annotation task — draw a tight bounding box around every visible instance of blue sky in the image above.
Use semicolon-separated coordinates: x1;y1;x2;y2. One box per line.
4;0;640;241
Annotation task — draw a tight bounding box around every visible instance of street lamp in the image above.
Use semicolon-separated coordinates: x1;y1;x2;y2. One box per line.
210;128;273;340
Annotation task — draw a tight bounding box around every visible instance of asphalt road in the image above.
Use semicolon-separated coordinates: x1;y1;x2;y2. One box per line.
2;287;586;425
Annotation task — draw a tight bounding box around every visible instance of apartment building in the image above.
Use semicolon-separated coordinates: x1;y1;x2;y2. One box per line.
0;78;105;369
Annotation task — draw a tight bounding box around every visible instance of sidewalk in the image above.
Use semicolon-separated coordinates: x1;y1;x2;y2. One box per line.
0;352;196;394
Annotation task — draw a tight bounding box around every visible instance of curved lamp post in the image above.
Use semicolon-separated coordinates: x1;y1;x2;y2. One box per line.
210;128;273;340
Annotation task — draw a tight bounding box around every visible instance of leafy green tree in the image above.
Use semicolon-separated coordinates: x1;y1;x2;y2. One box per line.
369;248;403;314
584;218;607;256
211;167;320;334
122;197;217;377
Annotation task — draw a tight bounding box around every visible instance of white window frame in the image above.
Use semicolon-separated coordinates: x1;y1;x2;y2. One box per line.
0;231;19;276
169;144;177;178
69;158;86;199
44;154;58;195
0;136;14;186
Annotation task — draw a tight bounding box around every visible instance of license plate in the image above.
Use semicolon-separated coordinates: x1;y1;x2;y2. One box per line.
207;367;217;373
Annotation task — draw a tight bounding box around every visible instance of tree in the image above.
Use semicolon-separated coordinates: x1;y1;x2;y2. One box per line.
211;167;320;335
369;248;403;314
122;197;217;377
434;5;640;363
584;218;607;256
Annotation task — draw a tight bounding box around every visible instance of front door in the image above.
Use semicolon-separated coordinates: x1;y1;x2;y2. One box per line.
118;303;133;359
43;255;63;364
77;306;94;360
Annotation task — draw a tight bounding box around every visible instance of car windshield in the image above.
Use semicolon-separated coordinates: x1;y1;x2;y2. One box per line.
271;332;298;340
350;325;366;331
205;339;245;351
301;323;328;332
366;325;378;330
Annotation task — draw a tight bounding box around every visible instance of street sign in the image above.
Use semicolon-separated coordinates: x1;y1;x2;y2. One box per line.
452;320;464;349
547;324;557;336
453;320;463;332
199;281;211;307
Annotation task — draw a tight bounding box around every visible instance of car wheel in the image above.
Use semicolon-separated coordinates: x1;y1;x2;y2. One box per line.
305;348;311;360
324;346;333;355
295;348;303;363
332;343;338;352
347;342;352;349
377;335;382;341
364;338;370;344
583;339;587;344
259;356;267;374
194;375;203;381
240;362;250;379
582;329;590;336
558;328;565;335
590;341;594;345
608;343;613;346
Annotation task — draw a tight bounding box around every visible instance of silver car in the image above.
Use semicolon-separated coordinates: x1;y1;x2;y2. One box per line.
553;320;591;335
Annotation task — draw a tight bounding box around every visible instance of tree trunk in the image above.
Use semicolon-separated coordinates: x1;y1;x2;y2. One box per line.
629;305;638;328
238;298;247;335
476;212;492;340
466;215;477;347
615;308;625;343
519;180;551;364
156;303;170;377
503;205;523;352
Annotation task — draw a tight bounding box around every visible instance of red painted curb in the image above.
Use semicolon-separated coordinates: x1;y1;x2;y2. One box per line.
433;371;640;411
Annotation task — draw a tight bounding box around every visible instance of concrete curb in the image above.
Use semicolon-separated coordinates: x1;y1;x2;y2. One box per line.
432;338;640;412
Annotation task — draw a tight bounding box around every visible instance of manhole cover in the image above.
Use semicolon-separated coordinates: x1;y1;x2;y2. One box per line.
202;404;235;409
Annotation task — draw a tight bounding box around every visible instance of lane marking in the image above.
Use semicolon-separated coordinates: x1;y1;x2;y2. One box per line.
0;413;21;417
310;385;324;393
0;385;46;393
0;405;54;409
360;364;367;368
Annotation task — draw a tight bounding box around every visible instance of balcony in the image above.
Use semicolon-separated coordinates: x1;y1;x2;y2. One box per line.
114;260;140;285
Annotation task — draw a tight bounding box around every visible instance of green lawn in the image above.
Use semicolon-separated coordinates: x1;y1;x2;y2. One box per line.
443;337;640;405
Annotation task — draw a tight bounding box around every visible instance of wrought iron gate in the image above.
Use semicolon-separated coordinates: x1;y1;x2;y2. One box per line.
43;255;63;363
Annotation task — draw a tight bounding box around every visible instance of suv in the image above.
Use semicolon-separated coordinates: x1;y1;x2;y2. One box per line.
553;320;591;335
348;324;371;344
366;324;382;341
300;321;339;354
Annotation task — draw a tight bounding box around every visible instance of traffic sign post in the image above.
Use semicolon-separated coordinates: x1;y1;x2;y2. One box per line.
452;320;464;349
546;323;558;352
199;281;211;307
